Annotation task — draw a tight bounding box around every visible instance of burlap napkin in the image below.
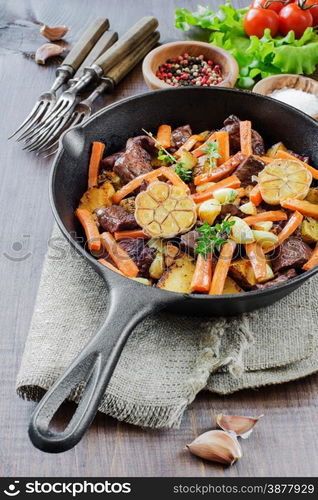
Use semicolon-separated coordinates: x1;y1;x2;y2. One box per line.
16;225;318;428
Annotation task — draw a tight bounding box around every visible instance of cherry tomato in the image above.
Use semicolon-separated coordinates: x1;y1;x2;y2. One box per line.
251;0;290;14
244;7;279;37
301;0;318;26
279;3;313;37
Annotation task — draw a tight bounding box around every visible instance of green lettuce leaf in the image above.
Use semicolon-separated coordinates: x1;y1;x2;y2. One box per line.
175;2;318;88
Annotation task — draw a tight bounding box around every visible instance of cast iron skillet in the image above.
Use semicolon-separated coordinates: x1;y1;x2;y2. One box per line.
29;87;318;453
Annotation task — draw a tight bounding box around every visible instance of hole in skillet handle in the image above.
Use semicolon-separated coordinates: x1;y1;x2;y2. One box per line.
28;274;184;453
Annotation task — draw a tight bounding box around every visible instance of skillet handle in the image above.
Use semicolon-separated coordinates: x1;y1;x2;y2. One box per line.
28;280;163;453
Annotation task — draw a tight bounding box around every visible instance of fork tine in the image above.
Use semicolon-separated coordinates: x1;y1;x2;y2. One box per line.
23;119;63;152
16;101;52;141
38;114;80;154
28;113;71;152
8;101;43;139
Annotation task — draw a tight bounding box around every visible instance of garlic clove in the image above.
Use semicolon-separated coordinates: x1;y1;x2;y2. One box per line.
35;43;65;65
187;430;242;465
40;24;69;41
217;413;263;439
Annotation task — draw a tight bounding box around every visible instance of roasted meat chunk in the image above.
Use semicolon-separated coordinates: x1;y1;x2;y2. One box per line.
222;115;265;155
113;135;155;184
234;155;265;187
180;229;199;256
96;205;138;233
119;239;155;276
271;237;312;273
219;204;245;220
169;125;192;152
253;268;297;290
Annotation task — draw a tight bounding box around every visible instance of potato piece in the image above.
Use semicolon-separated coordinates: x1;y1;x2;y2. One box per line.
157;252;195;293
98;171;121;190
306;188;318;205
266;142;287;158
229;259;257;289
149;252;165;279
240;201;257;215
179;150;197;170
79;181;115;213
222;276;244;294
119;196;135;214
131;277;152;286
229;259;273;288
302;217;318;243
198;199;221;225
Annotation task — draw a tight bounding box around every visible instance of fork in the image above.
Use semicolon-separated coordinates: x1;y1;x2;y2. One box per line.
9;18;109;140
25;30;119;153
23;16;158;150
35;31;160;155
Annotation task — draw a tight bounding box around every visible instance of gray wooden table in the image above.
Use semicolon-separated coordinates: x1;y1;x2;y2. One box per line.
0;0;317;478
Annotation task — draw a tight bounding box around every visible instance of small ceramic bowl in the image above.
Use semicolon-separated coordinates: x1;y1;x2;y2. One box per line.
253;74;318;119
142;40;239;90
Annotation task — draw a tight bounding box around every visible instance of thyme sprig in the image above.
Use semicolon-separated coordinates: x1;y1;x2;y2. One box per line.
142;128;192;183
201;141;221;170
195;219;235;259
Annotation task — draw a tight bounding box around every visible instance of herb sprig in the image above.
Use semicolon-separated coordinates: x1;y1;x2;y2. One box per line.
195;219;235;259
142;128;192;183
201;141;221;170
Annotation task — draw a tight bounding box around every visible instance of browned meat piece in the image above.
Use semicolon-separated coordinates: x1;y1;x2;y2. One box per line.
169;125;192;153
101;151;123;170
114;138;153;184
96;205;138;233
287;150;309;164
234;155;265;187
219;204;244;220
222;115;265;156
180;229;199;256
119;239;155;276
271;237;312;273
128;135;157;155
253;269;297;290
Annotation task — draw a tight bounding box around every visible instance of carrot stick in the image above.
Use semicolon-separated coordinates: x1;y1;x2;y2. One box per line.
190;254;212;293
194;152;245;185
243;210;288;226
101;232;139;277
98;258;124;276
112;169;160;204
281;198;318;218
192;175;241;204
215;131;230;165
114;229;149;240
240;120;253;156
160;166;190;191
264;211;303;254
88;141;105;188
245;242;267;281
192;132;217;158
249;185;263;206
303;242;318;271
275;150;318;180
75;208;101;252
209;240;236;295
157;124;171;149
175;135;202;157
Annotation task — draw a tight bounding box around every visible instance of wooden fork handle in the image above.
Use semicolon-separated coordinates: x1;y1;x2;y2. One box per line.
63;18;109;71
93;16;158;75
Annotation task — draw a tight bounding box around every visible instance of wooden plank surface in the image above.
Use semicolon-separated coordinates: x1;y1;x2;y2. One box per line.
0;0;317;477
